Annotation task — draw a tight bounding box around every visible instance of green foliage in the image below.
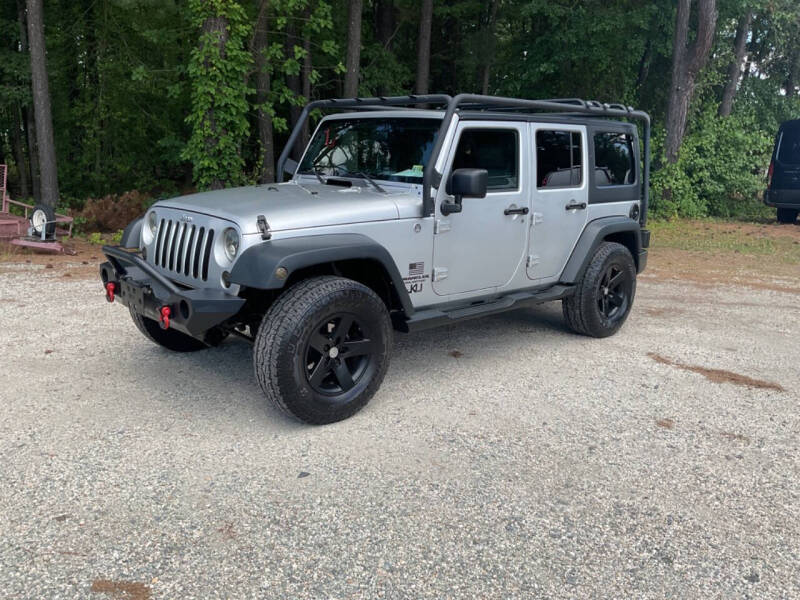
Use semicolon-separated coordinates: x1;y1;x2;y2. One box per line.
0;0;798;222
182;0;253;190
650;108;774;219
87;232;104;245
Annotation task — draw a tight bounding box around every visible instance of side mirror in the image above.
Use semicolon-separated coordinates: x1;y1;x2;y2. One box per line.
283;158;298;177
441;168;488;215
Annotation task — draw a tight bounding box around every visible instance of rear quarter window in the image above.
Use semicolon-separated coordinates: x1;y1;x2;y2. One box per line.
594;132;635;186
777;127;800;165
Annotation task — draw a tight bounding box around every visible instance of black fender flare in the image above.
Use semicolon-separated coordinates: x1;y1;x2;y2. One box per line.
560;216;644;283
120;217;143;249
229;233;414;315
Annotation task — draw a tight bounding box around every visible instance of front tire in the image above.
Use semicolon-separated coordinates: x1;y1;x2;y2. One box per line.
253;276;392;425
129;307;208;352
563;241;637;338
777;208;798;224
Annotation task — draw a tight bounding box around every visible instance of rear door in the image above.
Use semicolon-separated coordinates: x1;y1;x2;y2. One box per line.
774;123;800;190
527;125;588;280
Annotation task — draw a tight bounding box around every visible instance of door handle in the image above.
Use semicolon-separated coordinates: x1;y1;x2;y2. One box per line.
565;201;587;211
504;206;529;216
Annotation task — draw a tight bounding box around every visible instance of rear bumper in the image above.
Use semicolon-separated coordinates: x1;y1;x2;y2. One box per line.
764;189;800;208
99;245;245;338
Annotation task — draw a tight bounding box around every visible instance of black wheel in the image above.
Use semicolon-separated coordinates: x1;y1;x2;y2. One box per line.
777;208;798;224
253;276;392;425
129;307;208;352
30;204;56;237
562;241;637;338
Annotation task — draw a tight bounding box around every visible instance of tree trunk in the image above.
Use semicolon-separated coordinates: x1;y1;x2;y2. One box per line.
344;0;363;97
253;0;274;183
375;0;394;50
636;39;652;89
23;106;40;202
718;10;752;117
786;49;800;97
479;0;499;95
374;0;395;96
11;105;30;199
415;0;433;95
284;14;302;161
664;0;718;163
25;0;59;207
201;14;230;190
299;13;312;155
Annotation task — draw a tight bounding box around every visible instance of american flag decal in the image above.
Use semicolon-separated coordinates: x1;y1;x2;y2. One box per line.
408;262;425;276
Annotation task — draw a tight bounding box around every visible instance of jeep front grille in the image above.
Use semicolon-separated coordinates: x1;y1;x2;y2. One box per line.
153;219;215;281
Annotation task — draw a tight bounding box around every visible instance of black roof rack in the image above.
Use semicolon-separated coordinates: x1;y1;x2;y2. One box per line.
277;94;651;225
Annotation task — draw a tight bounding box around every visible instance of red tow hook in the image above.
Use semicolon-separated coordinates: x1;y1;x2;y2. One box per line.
105;282;116;303
159;306;172;330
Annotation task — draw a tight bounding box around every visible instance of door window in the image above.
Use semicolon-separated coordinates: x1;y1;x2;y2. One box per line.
452;129;519;191
536;131;582;188
594;132;636;185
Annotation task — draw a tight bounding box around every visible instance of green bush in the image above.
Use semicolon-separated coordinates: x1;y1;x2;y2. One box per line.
649;108;773;220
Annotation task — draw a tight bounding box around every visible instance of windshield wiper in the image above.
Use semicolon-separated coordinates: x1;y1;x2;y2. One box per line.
352;172;386;193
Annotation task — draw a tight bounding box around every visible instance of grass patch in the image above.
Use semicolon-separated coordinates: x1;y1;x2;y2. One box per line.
648;219;800;264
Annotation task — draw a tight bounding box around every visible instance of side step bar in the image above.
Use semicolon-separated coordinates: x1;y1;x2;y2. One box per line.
398;284;575;333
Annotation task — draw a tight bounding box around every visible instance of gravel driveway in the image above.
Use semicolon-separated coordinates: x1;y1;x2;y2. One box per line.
1;258;798;599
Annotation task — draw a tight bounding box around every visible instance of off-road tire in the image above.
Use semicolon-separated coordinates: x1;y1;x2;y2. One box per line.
253;276;392;425
562;241;636;338
777;208;798;224
30;204;56;237
129;307;208;352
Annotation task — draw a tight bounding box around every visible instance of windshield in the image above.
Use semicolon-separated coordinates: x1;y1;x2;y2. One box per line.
297;117;441;183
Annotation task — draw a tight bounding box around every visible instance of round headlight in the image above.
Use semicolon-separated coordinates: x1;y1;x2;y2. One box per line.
223;228;240;261
147;211;158;235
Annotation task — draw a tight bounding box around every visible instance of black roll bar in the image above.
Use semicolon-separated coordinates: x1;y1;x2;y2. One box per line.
276;94;651;226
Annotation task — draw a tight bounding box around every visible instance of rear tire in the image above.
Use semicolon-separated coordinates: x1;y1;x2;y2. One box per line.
129;307;208;352
777;208;798;224
563;241;637;338
253;276;392;425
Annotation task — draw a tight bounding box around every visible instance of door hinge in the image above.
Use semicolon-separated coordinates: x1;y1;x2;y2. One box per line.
532;212;544;225
433;267;449;281
434;219;451;234
526;255;540;268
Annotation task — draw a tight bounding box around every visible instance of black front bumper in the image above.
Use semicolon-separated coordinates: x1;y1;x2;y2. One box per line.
99;245;245;338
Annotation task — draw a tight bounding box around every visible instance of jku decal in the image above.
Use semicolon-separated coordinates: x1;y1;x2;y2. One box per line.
403;261;429;294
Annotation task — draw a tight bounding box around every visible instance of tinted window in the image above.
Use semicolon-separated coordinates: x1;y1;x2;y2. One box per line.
452;129;518;191
536;131;582;188
777;127;800;165
594;132;635;185
298;118;441;183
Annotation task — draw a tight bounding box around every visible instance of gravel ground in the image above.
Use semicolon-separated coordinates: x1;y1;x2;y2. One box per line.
1;261;799;599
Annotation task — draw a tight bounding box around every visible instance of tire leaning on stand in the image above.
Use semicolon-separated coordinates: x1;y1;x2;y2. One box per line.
30;204;56;237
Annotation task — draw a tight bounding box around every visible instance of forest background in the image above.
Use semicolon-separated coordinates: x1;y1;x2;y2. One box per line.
1;0;799;228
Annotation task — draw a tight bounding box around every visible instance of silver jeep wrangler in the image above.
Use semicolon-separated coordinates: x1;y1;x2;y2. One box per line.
100;94;651;424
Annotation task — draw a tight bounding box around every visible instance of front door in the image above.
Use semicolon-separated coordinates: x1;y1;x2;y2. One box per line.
432;122;529;296
527;125;589;280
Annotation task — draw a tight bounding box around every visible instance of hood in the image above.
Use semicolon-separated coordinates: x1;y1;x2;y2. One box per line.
156;182;421;234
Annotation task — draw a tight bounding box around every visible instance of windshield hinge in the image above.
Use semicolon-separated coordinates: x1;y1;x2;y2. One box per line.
257;215;271;240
